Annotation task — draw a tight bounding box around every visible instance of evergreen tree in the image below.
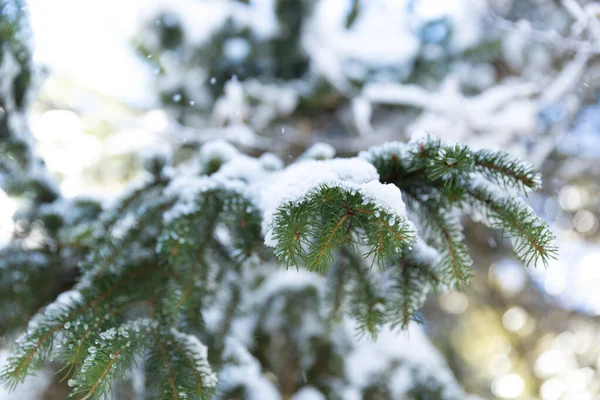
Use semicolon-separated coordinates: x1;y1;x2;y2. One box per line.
0;1;562;399
1;133;556;399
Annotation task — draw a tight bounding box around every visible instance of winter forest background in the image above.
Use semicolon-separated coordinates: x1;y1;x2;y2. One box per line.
1;0;600;399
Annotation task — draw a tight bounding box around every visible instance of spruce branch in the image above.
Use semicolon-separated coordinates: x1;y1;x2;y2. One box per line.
68;320;155;400
388;243;440;329
271;185;416;273
362;138;556;283
57;305;125;380
0;263;162;389
425;143;474;187
81;196;174;275
323;257;348;324
146;328;217;400
0;249;63;335
270;201;311;268
465;180;557;267
473;149;542;192
156;333;178;399
403;191;473;289
0;134;558;396
157;180;261;266
343;247;386;338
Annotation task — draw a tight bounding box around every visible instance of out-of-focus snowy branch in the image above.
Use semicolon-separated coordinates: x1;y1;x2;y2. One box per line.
486;6;600;55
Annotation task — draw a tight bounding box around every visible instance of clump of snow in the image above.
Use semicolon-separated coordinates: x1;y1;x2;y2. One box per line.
303;0;419;91
198;139;239;167
352;96;373;135
259;158;413;247
162;143;280;226
212;80;250;126
299;143;336;161
304;0;486;91
162;174;249;224
213;154;271;183
253;270;322;306
139;0;278;46
223;37;251;61
139;145;172;172
43;290;82;317
259;153;284;171
359;181;407;218
219;338;281;400
408;0;486;51
259;158;377;215
244;80;299;131
345;321;470;399
409;239;441;267
290;386;325;400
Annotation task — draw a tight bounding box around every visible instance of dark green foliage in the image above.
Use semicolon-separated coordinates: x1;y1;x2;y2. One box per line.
425;143;473;187
344;248;387;337
146;327;216;400
156;183;262;265
473;148;541;191
404;193;473;288
1;135;555;397
0;159;218;398
466;181;556;266
270;186;416;272
1;139;555;399
321;244;438;337
67;320;150;400
156;13;184;50
0;0;58;202
386;243;438;330
362;137;556;289
0;0;30;111
0;249;67;334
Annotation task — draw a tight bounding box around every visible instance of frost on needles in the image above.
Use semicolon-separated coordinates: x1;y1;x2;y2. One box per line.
0;137;556;399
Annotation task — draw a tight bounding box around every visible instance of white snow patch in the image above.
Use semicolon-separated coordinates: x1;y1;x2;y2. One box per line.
259;153;284;171
345;321;468;398
139;0;278;46
198;140;239;166
223;37;251;61
253;270;322;305
219;338;281;400
213;154;270;183
299;143;336;161
162;175;249;224
304;0;419;90
359;181;407;219
291;386;326;400
44;290;82;316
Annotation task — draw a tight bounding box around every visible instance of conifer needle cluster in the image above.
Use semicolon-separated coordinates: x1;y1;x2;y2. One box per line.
1;136;556;398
